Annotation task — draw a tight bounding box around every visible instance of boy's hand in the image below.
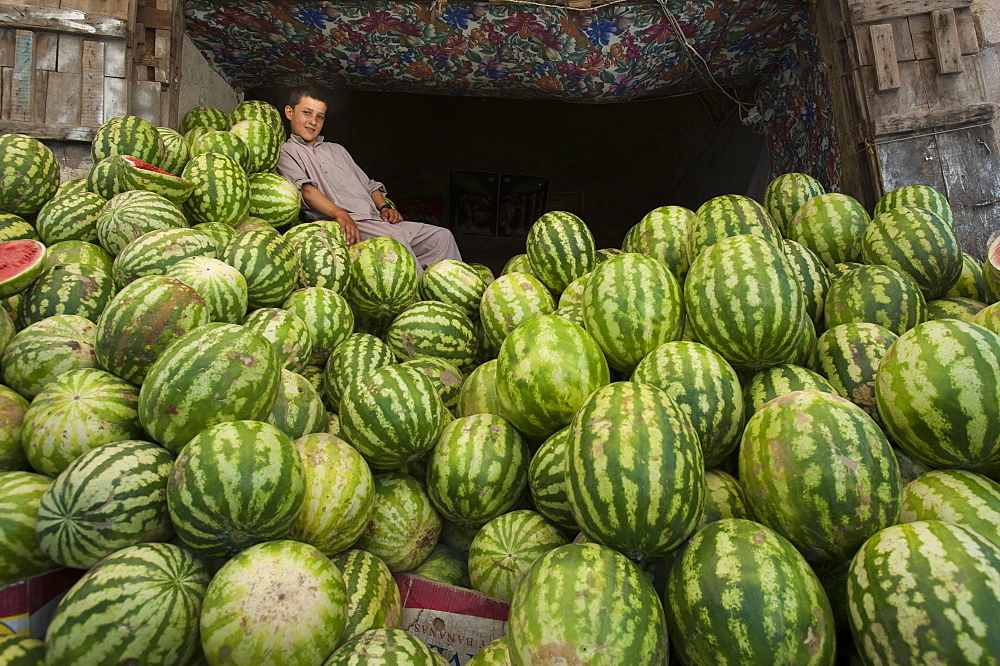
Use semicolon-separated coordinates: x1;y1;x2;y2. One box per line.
381;207;403;224
334;210;361;245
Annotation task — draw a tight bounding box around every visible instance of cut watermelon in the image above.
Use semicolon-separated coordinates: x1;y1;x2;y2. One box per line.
0;240;46;298
116;155;196;205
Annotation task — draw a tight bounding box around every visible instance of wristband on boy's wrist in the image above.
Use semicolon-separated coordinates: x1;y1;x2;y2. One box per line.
378;203;392;211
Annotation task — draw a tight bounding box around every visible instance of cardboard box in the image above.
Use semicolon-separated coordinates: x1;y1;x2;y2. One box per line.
395;574;509;665
0;569;82;639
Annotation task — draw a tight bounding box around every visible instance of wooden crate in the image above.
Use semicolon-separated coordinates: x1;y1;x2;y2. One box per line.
0;0;183;141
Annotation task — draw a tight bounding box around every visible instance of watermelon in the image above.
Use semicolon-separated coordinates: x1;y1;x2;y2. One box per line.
138;323;281;453
455;358;502;418
946;252;986;301
0;134;60;216
340;365;447;470
525;210;596;292
809;322;898;426
95;274;211;386
44;543;208;665
1;313;97;399
21;368;144;477
925;296;986;322
91;115;161;165
689;194;781;260
324;628;438;665
874;184;954;226
566;382;703;559
15;261;114;327
508;542;669;664
824;264;927;336
54;177;88;199
111;227;216;289
501;253;536;277
331;549;402;643
400;357;464;411
356;472;442;572
900;469;1000;548
0;386;29;471
409;542;469;587
243;307;314;372
181;152;250;226
478;272;555;352
894;446;933;485
495;313;609;441
43;239;112;273
200;539;347;665
439;520;480;558
666;518;835;664
526;426;578;532
468;637;511;665
348;237;419;320
248;172;301;227
229;99;285;137
684;234;805;373
467;510;567;601
180;106;229;134
876;319;1000;477
0;471;58;587
155;126;191;175
973;300;1000;335
0;239;46;299
34;191;106;244
284;286;355;365
621;205;694;282
785;193;870;267
694;468;750;532
0;636;44;665
469;262;494;285
86;154;130;200
286;224;351;293
193;220;238;254
427;413;530;528
782;239;831;326
418;259;487;320
96;189;189;256
115;155;195;205
222;227;300;308
386;300;477;371
36;440;173;569
739;390;901;562
164;255;248;324
190;130;250;171
168;420;304;557
323;332;395;411
556;271;589;309
763;172;825;235
0;212;38;241
742;363;840;421
847;520;1000;664
229;119;281;174
267;369;329;439
828;261;864;283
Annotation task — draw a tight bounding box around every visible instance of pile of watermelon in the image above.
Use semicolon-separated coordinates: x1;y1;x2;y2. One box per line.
1;105;1000;666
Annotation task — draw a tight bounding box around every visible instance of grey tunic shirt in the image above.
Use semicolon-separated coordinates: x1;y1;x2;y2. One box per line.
276;134;387;222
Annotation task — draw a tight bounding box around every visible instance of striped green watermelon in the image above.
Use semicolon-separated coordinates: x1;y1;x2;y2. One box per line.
180;106;229;134
684;234;805;373
286;224;351;293
21;368;144;477
1;313;97;399
764;172;825;235
621;205;694;282
164;255;247;324
284;286;354;365
193;220;238;254
386;300;476;371
689;194;782;260
876;319;1000;477
325;628;438;665
894;446;932;485
863;206;963;300
115;155;195;205
468;637;511;665
91;115;161;165
248;172;301;227
0;471;58;587
267;369;329;439
111;227;216;289
496;314;609;441
181;152;250;226
527;426;577;532
184;126;211;148
740;390;901;562
0;135;60;216
824;264;927;336
240;306;314;372
230;119;281;174
455;358;501;418
900;469;1000;548
926;296;986;322
96;190;188;256
874;184;954;226
356;472;442;572
190;130;250;171
742;363;840;421
439;520;480;558
289;433;375;556
556;271;589;309
16;261;115;327
155;126;190;175
418;259;487;320
229;99;285;136
467;510;566;601
43;239;112;273
427;413;530;528
786;193;870;267
168;420;304;556
36;440;173;569
566;381;703;560
331;549;402;643
582;252;684;373
479;272;555;352
44;543;208;665
340;365;447;470
501;253;536;277
138;323;280;453
0;386;29;471
54;177;87;199
0;636;44;665
34;191;106;244
0;213;38;241
973;300;1000;335
694;468;750;532
95;274;210;385
86;155;130;200
847;520;1000;664
348;237;418;320
828;261;864;283
946;252;986;301
201;539;347;665
508;542;669;664
400;357;463;411
525;211;596;292
810;322;898;426
468;262;494;285
631;340;744;468
223;227;300;308
984;234;1000;303
323;332;395;411
234;215;273;233
666;518;835;664
782;239;830;326
409;542;469;586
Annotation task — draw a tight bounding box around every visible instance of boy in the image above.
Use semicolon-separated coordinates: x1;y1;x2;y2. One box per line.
276;87;462;272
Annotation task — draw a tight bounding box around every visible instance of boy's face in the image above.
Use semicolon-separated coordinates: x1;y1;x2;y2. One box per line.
285;96;327;145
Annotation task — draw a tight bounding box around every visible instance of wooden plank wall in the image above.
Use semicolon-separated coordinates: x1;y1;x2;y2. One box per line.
0;0;182;141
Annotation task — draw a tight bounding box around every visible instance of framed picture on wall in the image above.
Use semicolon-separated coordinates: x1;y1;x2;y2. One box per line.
447;171;499;236
498;174;550;239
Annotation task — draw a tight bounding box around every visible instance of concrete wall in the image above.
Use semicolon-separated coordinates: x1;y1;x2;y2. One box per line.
178;35;242;120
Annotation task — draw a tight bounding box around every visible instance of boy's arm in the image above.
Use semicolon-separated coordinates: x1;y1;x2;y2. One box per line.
370;190;402;224
301;185;361;245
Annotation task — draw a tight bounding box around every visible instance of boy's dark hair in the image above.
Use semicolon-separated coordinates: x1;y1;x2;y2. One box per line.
287;86;328;108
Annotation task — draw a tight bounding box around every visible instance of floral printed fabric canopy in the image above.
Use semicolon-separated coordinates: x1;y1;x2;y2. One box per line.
184;0;840;187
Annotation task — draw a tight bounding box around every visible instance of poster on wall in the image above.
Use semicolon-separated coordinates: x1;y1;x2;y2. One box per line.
448;171;549;238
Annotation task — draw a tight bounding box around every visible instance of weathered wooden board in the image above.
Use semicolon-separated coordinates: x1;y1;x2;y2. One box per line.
871;23;901;91
0;3;127;39
850;0;973;24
